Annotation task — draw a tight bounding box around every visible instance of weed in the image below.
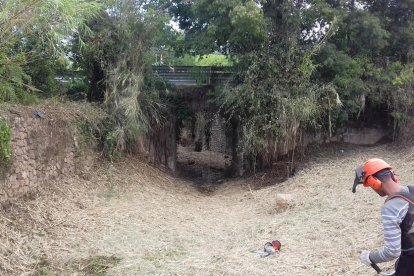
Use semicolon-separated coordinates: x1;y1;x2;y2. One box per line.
142;247;186;268
33;257;54;276
70;255;121;276
99;164;119;200
34;267;54;276
76;119;98;148
0;117;12;166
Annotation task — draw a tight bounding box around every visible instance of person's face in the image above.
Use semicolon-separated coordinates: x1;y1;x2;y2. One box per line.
373;187;386;197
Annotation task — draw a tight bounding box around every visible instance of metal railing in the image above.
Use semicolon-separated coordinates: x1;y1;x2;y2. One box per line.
153;66;233;86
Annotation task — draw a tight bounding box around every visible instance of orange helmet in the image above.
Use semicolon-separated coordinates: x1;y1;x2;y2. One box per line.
362;158;392;187
352;158;395;193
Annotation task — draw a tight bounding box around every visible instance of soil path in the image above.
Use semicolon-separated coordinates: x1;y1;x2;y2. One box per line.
8;143;414;275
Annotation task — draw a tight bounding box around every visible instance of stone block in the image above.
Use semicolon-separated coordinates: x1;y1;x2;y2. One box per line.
275;193;294;209
342;127;387;145
16;173;23;180
8;174;17;183
11;180;20;189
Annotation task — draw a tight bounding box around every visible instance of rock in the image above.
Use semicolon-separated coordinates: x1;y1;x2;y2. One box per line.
275;193;294;209
342;127;386;145
16;173;23;180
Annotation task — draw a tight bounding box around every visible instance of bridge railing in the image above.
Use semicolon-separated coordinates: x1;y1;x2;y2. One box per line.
153;66;233;86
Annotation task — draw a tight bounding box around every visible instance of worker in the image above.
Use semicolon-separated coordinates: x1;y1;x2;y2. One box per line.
353;158;414;276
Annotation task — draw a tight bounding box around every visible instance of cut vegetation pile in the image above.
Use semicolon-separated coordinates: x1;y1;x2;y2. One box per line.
2;143;414;275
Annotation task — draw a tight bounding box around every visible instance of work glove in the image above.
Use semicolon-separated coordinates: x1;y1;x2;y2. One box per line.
359;250;372;266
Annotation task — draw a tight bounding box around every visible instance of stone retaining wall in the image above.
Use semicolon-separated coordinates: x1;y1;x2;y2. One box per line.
0;110;94;203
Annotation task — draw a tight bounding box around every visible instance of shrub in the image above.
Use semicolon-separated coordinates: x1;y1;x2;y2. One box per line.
0;117;12;166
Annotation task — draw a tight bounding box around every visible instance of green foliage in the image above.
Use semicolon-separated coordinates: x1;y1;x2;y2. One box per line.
73;0;171;156
0;41;35;103
1;0;413;168
313;44;368;125
379;61;414;123
0;117;12;166
20;34;69;96
177;104;192;122
228;1;267;48
103;131;118;162
80;256;120;275
167;54;233;66
309;0;414;131
71;11;121;101
65;80;90;101
366;0;414;61
74;108;124;161
220;46;326;167
196;54;233;66
70;255;121;276
34;254;120;276
76;120;98;148
0;0;102;51
76;114;120;161
333;11;389;57
170;0;267;54
0;0;101;103
211;1;337;168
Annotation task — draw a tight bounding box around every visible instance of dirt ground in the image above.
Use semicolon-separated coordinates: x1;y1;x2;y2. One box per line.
3;142;414;276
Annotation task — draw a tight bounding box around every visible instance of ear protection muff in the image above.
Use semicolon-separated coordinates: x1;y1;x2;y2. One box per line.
365;170;398;191
391;171;398;183
365;175;382;190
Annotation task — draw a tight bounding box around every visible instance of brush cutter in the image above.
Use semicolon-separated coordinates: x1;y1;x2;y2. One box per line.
371;262;395;276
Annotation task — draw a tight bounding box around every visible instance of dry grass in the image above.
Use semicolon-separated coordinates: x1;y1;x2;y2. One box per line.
0;173;103;275
0;100;106;123
1;143;414;275
177;145;231;170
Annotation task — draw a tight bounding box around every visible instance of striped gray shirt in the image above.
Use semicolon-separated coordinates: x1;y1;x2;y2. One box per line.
369;186;410;264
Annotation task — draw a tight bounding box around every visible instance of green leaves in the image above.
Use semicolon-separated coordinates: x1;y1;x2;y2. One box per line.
220;45;323;166
392;64;414;86
333;11;389;56
170;0;267;54
0;0;103;103
229;1;266;42
0;117;12;166
0;0;102;51
81;1;171;155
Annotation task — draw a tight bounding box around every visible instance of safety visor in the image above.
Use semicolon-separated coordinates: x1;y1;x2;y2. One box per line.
352;165;364;193
373;169;393;178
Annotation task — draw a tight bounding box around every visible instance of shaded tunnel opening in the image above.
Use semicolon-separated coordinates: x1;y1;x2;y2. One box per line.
172;86;236;193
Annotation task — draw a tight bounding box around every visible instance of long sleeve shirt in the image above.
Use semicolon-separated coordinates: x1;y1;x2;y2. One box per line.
369;186;409;264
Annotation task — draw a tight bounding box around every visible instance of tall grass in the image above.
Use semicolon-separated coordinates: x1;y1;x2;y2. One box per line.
102;0;169;157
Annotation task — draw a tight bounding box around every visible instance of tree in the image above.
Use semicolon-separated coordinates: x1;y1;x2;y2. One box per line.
0;0;101;102
316;0;414;130
217;0;333;168
332;11;389;57
72;0;175;156
365;0;414;62
169;0;266;55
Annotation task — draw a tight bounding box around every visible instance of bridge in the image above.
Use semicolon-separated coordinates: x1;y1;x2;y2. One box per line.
153;66;233;86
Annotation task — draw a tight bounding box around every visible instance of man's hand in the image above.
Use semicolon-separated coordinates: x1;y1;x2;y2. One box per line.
360;250;372;266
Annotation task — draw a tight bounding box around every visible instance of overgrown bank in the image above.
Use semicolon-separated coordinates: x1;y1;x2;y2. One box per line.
1;1;414;175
